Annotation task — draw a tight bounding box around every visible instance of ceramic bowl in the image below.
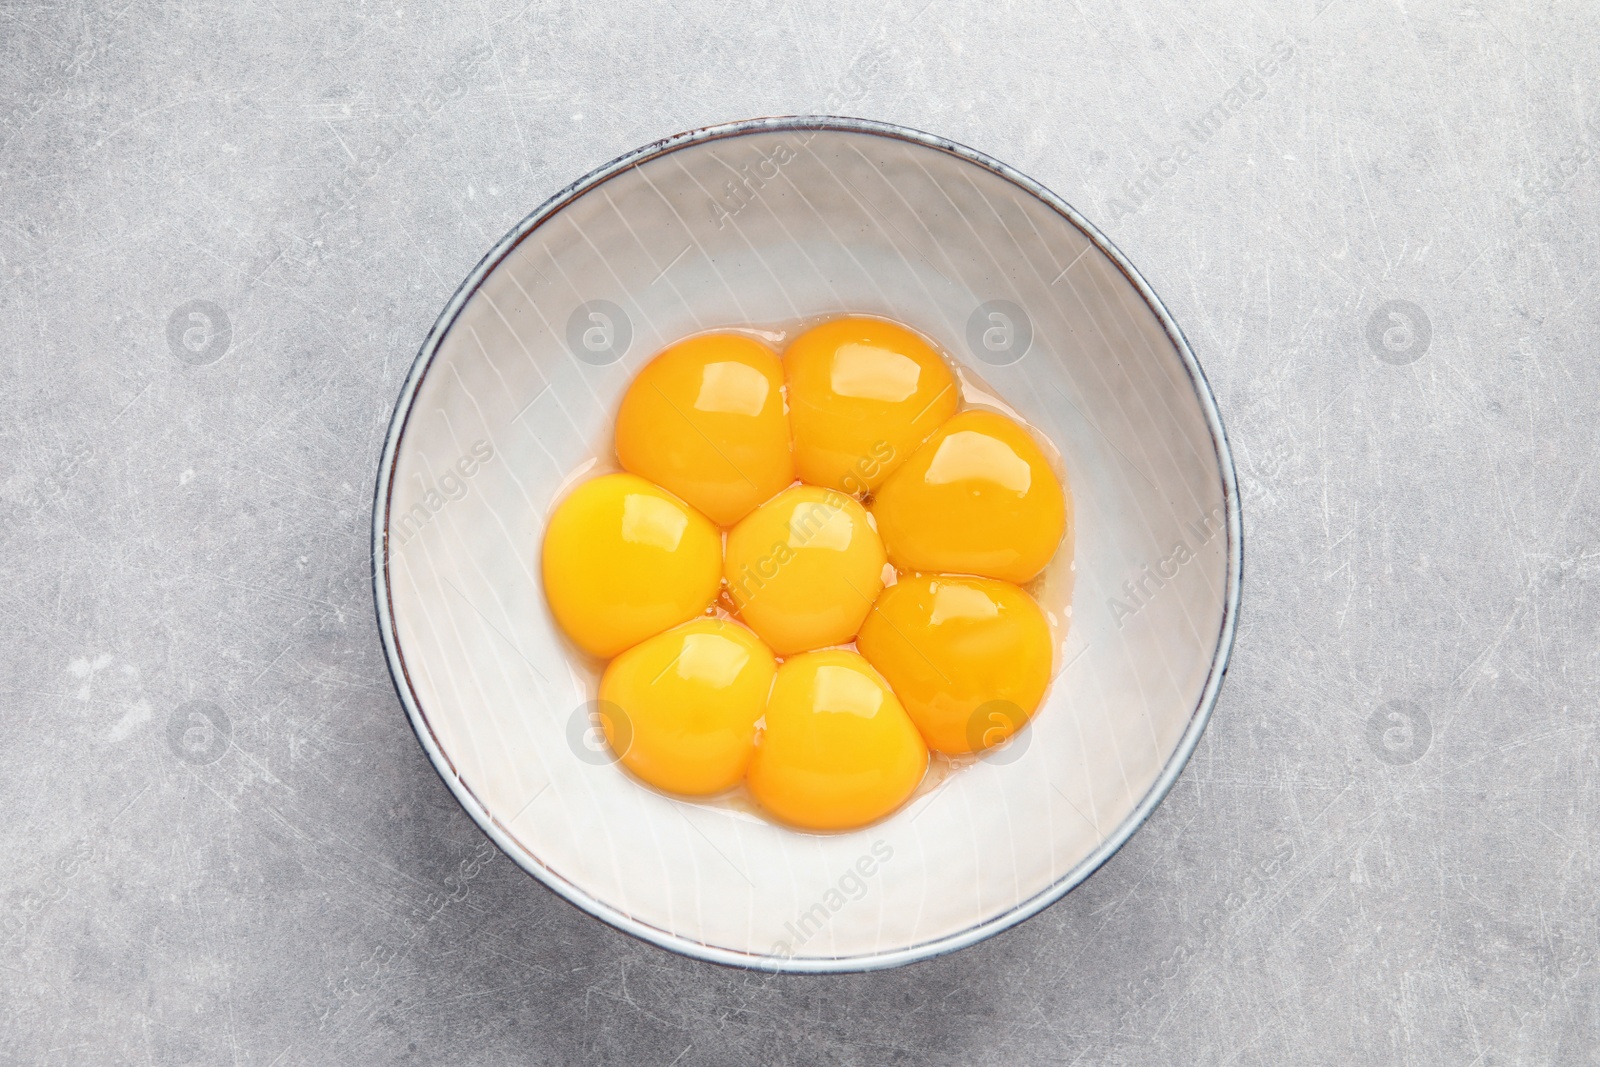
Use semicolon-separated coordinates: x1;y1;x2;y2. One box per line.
374;116;1240;972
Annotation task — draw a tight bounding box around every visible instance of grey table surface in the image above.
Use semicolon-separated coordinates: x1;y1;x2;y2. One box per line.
3;0;1597;1063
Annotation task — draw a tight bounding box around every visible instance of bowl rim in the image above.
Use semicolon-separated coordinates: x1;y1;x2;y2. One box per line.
372;114;1243;974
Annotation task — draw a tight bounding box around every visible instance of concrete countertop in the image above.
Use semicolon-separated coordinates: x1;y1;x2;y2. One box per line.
2;0;1596;1063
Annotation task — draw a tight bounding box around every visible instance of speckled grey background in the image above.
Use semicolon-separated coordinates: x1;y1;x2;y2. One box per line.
3;0;1597;1063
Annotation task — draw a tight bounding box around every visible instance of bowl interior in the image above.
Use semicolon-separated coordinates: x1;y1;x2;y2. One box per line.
378;120;1235;970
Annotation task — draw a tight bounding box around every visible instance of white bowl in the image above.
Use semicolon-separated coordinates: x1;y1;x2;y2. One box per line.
374;117;1240;972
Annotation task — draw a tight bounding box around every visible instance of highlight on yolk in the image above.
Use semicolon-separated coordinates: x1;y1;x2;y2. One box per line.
784;317;959;495
541;473;722;658
597;618;777;795
747;650;928;831
723;485;886;655
856;575;1053;755
614;332;793;526
871;409;1069;584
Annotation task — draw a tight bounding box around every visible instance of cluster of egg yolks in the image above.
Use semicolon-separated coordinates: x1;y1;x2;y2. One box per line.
598;618;777;795
856;575;1053;755
541;473;722;658
540;316;1069;829
724;485;886;656
746;650;929;831
871;409;1069;585
784;317;959;493
614;333;793;526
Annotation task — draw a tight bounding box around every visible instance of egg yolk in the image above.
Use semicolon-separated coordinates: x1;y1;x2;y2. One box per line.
784;317;959;495
747;650;928;830
871;410;1069;584
597;618;777;795
857;575;1053;755
614;333;793;526
541;473;722;658
724;485;886;655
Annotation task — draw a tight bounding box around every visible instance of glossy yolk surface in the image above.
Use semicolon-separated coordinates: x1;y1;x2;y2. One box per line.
784;317;959;495
856;575;1053;755
724;485;886;655
541;473;722;658
747;650;928;830
597;618;777;795
871;410;1069;584
614;333;793;526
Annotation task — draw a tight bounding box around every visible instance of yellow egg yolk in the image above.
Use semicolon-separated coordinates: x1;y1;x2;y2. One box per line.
541;473;722;658
723;485;886;655
747;650;928;830
614;333;793;526
871;410;1069;584
857;575;1053;755
784;317;959;495
597;618;777;795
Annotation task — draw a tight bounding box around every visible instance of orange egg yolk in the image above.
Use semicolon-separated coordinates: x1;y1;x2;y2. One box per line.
614;332;793;526
747;650;928;830
857;575;1053;755
541;473;722;658
598;618;777;795
784;317;959;495
723;485;886;655
871;410;1069;584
